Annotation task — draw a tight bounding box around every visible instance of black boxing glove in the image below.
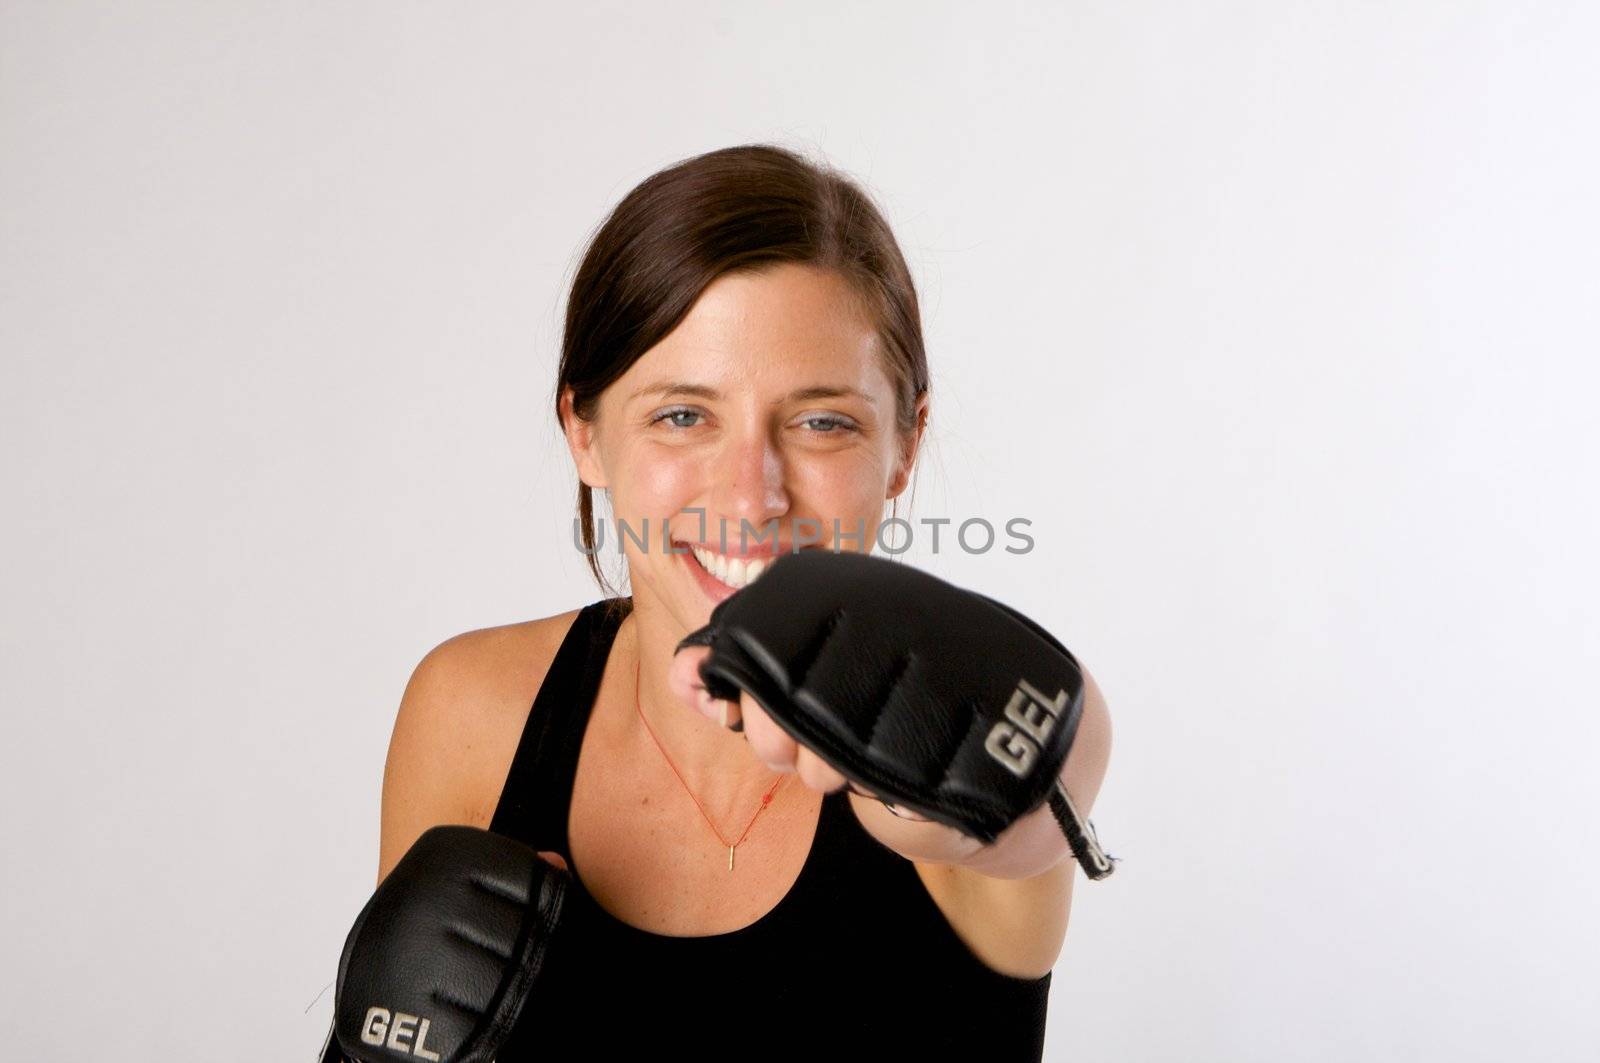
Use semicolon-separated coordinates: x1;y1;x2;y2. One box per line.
676;549;1117;881
330;825;571;1063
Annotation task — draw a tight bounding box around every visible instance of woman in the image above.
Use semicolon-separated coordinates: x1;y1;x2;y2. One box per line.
375;143;1112;1058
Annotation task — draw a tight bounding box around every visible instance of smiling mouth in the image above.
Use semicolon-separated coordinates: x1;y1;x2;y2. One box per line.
680;542;774;591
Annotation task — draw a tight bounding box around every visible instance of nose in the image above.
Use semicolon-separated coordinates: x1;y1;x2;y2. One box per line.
711;425;790;546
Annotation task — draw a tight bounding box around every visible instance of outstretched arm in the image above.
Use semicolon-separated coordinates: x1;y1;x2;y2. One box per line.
844;667;1112;978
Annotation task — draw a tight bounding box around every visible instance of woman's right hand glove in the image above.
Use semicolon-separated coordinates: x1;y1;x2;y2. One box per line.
330;825;572;1063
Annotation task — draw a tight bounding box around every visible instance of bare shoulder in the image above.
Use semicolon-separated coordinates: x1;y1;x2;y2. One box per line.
375;608;584;885
916;664;1114;979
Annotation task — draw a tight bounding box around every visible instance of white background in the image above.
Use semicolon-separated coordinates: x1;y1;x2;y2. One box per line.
3;3;1596;1060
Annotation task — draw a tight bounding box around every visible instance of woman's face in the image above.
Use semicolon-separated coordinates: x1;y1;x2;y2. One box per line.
563;262;927;633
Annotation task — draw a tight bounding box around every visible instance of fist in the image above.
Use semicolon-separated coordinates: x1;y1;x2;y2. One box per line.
667;640;928;821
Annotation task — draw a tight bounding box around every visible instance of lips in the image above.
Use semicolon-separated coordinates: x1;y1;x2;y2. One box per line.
680;542;774;591
672;538;823;597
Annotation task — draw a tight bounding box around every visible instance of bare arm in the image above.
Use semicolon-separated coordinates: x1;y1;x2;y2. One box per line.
846;667;1114;978
376;616;574;885
377;636;479;886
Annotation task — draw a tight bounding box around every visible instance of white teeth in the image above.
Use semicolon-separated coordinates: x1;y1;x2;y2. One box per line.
689;544;769;590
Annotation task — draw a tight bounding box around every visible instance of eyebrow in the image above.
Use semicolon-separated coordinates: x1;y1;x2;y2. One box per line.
629;381;877;405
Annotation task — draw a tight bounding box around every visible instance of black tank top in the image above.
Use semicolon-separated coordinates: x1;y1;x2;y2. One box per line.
489;597;1053;1059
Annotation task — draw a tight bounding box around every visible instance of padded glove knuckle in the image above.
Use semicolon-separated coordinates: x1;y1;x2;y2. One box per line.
678;550;1086;846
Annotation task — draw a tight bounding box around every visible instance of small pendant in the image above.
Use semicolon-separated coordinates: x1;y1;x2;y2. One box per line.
728;844;735;871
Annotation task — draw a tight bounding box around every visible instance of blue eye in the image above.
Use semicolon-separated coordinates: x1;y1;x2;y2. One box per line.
802;415;856;433
649;408;858;434
651;407;702;429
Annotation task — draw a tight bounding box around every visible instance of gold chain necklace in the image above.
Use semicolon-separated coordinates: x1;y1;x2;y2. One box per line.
634;651;787;871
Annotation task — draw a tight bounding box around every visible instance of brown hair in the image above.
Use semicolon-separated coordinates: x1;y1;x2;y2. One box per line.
555;143;931;604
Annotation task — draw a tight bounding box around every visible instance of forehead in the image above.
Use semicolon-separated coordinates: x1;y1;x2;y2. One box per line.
619;263;889;398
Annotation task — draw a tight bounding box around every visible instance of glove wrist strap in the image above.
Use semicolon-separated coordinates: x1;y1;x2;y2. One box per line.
1046;779;1118;880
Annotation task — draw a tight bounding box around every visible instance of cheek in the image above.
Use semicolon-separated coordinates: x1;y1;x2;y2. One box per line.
791;449;894;520
611;443;702;519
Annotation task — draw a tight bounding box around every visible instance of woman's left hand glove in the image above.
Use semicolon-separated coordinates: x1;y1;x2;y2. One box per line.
672;549;1116;881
